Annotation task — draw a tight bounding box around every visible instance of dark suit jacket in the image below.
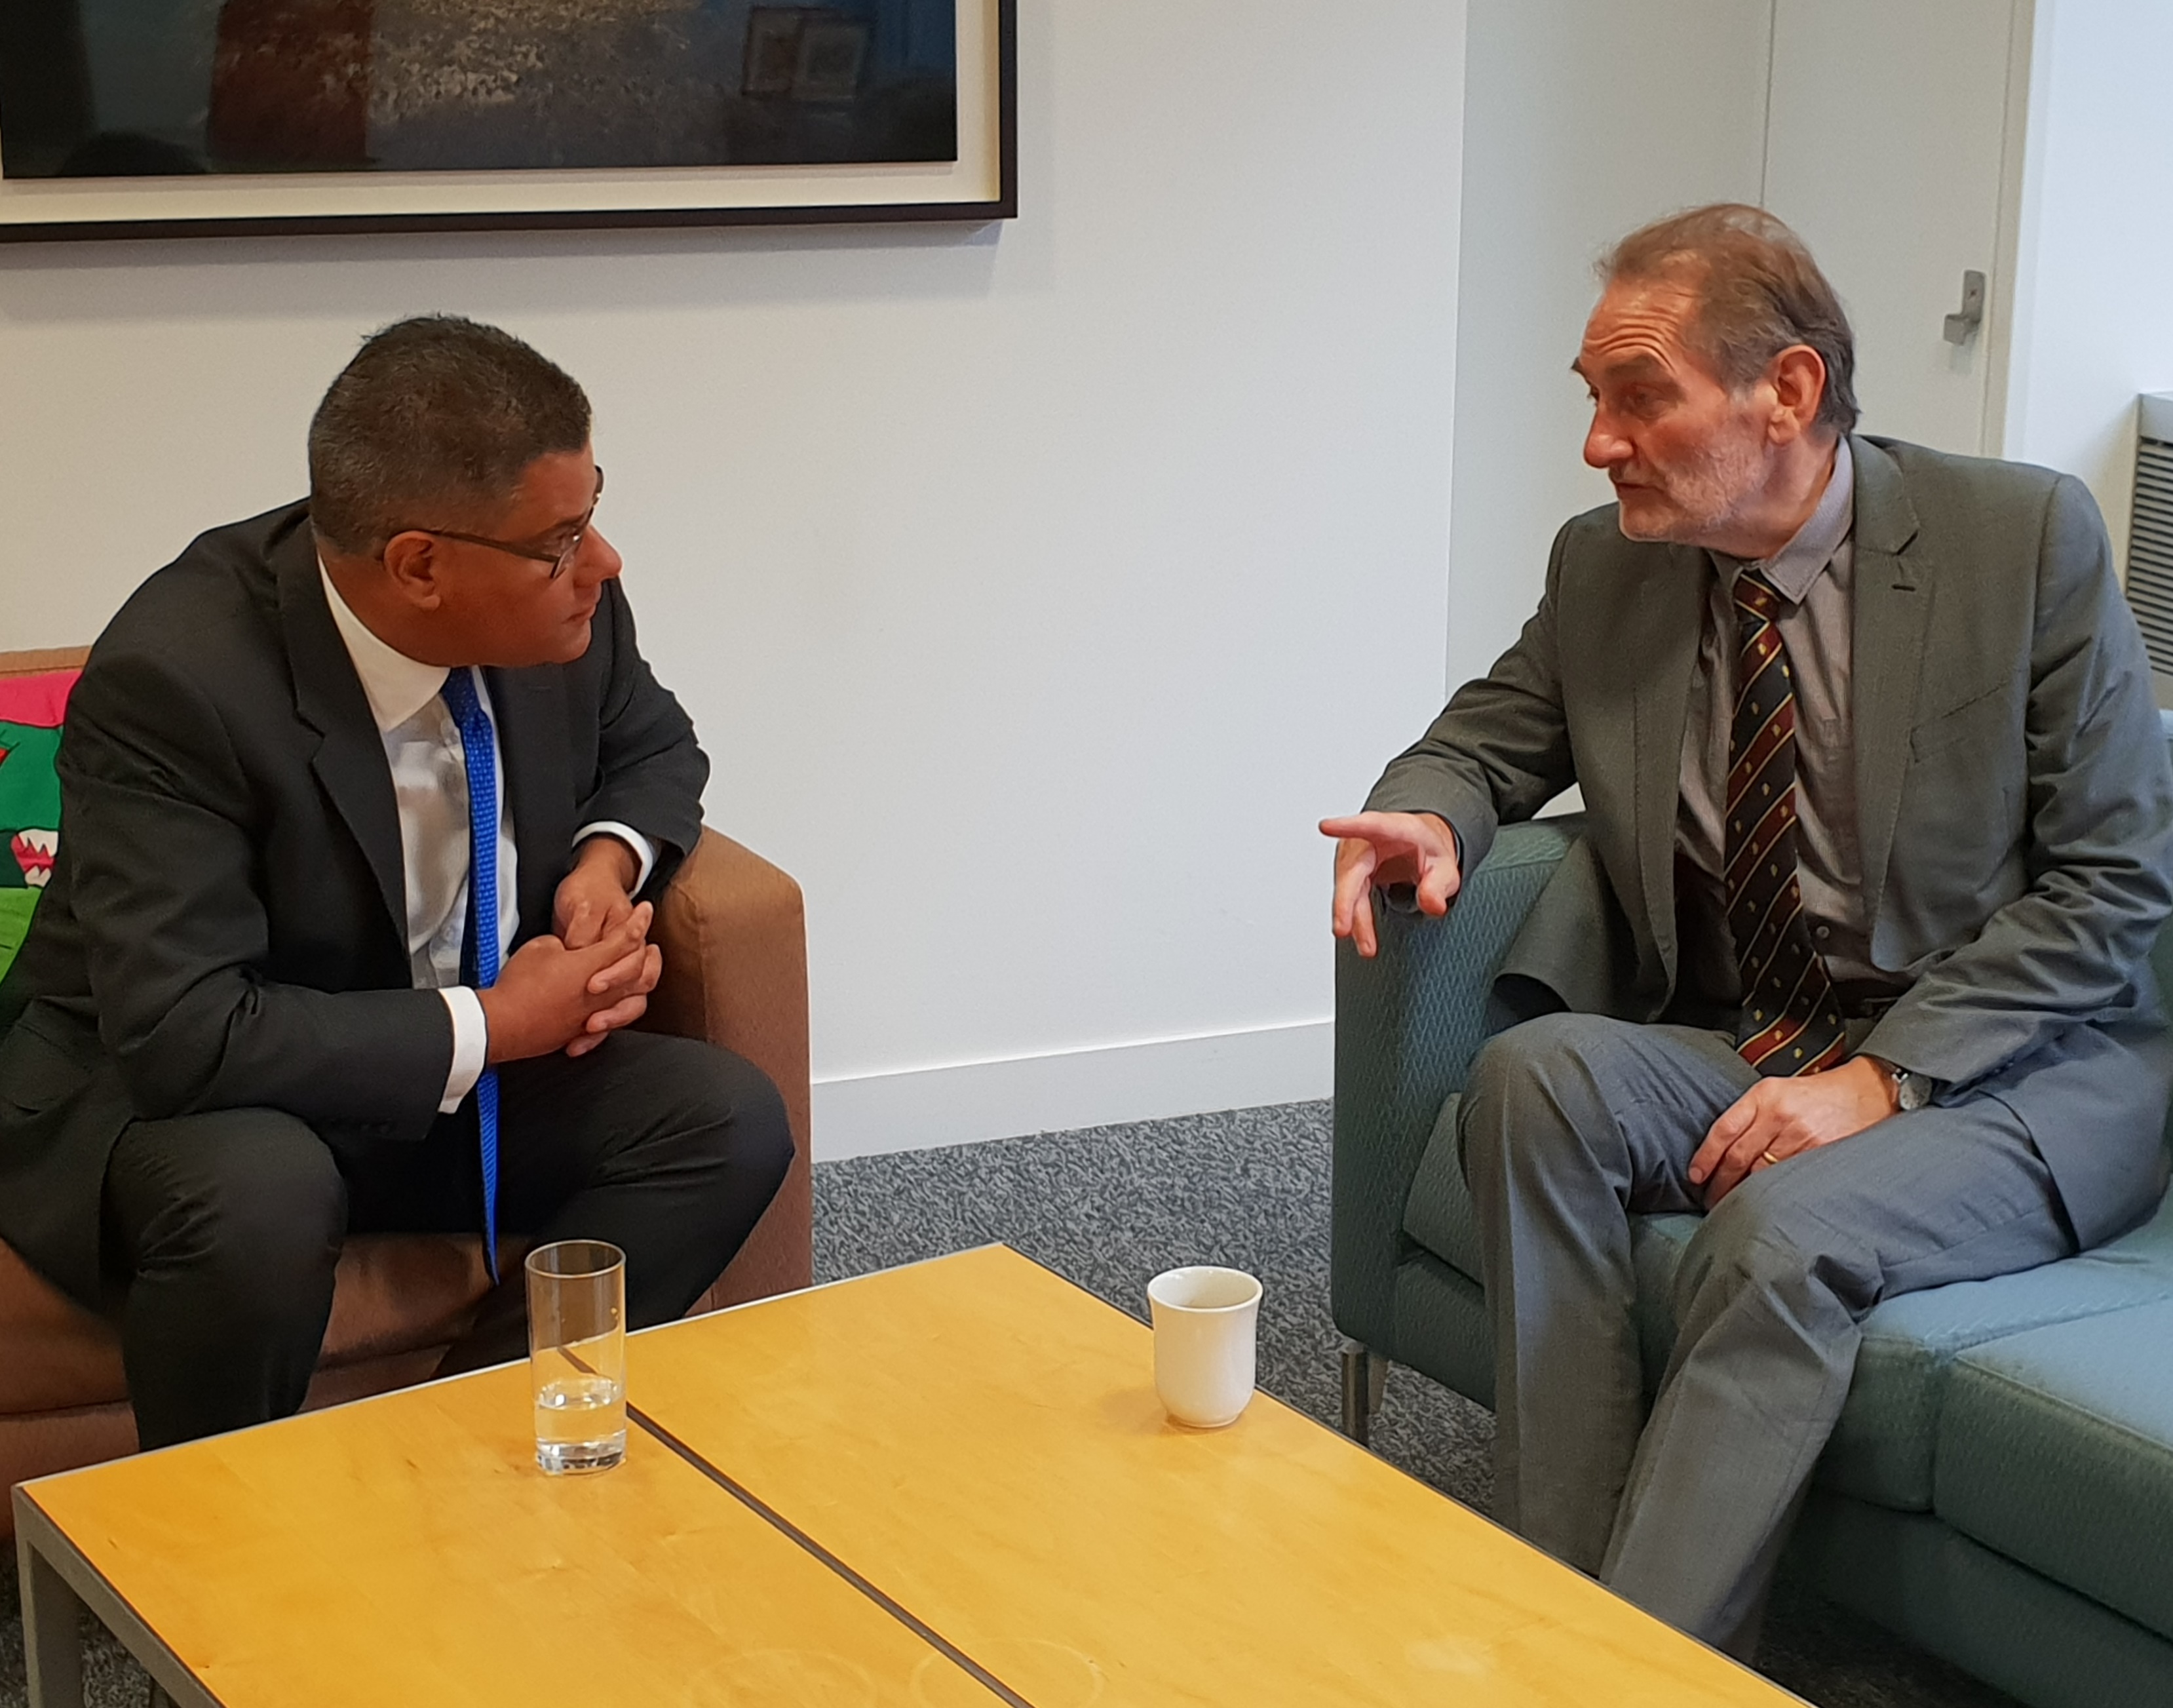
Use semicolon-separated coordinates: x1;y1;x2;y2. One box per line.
1367;436;2173;1248
0;501;708;1304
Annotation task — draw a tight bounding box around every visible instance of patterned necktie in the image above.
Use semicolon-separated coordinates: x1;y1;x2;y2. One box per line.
1726;569;1847;1077
439;668;502;1282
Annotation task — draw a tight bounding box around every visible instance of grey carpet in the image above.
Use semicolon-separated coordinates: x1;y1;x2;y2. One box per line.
1;1101;2019;1707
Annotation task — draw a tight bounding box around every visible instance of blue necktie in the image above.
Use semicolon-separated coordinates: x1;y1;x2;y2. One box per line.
439;668;502;1283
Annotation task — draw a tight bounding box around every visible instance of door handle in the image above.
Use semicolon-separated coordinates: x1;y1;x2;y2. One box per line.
1943;269;1986;345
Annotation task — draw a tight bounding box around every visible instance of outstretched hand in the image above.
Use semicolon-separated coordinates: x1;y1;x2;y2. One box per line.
1318;811;1462;958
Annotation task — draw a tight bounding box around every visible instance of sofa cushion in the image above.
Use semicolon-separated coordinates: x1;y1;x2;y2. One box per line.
1934;1298;2173;1641
0;1232;520;1414
1619;1190;2173;1512
319;1233;528;1368
1401;1093;1482;1280
0;1236;127;1415
1393;1060;2173;1516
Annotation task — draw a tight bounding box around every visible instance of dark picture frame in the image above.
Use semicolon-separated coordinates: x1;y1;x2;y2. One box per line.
0;0;1015;243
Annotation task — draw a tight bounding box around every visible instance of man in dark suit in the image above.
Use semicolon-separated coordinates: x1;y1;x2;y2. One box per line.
1322;206;2173;1652
0;316;793;1448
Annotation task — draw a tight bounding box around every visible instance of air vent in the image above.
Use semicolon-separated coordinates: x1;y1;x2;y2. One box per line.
2130;395;2173;708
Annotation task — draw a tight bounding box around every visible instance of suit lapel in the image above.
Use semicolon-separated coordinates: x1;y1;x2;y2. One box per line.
1628;544;1710;983
1847;437;1927;931
275;526;407;946
485;667;574;944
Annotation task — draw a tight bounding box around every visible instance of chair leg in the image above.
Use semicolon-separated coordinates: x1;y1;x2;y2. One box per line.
1340;1337;1373;1446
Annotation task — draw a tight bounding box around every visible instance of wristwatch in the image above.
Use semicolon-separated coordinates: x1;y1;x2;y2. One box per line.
1868;1055;1932;1112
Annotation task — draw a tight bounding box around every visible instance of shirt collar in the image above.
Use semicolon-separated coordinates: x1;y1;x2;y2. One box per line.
319;561;452;734
1714;437;1855;604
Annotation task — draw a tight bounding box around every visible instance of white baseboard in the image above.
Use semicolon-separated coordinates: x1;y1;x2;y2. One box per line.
811;1019;1334;1161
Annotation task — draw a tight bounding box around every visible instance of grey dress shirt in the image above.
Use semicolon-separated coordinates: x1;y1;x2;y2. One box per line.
1674;440;1910;1017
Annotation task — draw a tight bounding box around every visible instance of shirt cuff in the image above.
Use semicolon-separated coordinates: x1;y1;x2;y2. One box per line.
438;986;489;1114
575;821;657;894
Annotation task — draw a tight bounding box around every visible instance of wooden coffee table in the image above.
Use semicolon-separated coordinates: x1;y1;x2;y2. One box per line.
15;1245;1803;1705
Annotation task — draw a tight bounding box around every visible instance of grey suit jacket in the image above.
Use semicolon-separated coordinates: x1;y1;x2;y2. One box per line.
1367;435;2173;1247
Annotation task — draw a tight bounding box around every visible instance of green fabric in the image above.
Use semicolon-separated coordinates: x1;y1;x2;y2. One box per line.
0;705;65;982
0;888;35;967
1787;1492;2173;1708
1400;1093;1482;1280
0;719;60;882
1389;1245;1495;1409
1332;815;1581;1350
1936;1300;2173;1639
1627;1213;1701;1394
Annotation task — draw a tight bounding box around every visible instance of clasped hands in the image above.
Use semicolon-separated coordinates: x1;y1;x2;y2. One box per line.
475;836;661;1065
1319;809;1901;1206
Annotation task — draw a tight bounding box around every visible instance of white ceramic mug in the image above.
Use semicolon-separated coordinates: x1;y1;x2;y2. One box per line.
1147;1266;1262;1428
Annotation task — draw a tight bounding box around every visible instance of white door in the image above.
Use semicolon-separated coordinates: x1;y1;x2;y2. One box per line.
1761;0;2029;456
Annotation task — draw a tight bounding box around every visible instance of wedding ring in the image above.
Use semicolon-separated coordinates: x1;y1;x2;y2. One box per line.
1760;1148;1781;1165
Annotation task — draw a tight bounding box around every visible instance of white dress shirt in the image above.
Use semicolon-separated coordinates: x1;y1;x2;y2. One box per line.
320;568;655;1112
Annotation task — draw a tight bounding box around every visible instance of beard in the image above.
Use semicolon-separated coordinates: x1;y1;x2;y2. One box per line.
1612;427;1770;547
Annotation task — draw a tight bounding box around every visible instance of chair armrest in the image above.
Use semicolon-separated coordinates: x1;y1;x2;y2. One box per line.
0;647;89;678
644;827;813;1308
1331;817;1583;1348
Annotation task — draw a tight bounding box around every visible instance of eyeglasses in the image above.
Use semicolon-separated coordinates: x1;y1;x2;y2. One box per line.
401;467;605;580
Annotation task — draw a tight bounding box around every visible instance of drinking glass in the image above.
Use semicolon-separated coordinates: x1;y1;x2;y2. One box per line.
527;1239;627;1474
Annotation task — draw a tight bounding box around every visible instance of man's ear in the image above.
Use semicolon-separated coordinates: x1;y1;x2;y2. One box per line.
380;531;447;611
1765;343;1829;446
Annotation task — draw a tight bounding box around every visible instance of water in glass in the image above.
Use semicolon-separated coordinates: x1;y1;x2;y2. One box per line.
526;1238;628;1476
533;1340;625;1474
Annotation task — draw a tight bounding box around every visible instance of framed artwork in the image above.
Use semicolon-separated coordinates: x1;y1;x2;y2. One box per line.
0;0;1014;243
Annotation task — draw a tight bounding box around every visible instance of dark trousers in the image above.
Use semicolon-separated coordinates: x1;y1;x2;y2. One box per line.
100;1030;793;1450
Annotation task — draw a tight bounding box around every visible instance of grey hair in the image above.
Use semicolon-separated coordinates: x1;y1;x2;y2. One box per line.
1599;203;1859;435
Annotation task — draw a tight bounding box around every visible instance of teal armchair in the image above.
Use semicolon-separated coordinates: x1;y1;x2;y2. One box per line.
1332;815;2173;1708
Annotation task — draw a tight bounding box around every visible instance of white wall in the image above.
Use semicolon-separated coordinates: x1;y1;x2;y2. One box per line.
2003;0;2173;567
1442;0;1770;690
0;1;1466;1157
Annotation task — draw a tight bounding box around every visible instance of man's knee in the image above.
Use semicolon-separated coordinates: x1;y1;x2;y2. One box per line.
1674;1173;1868;1327
1464;1013;1632;1179
109;1108;346;1298
1469;1013;1633;1111
712;1051;795;1191
640;1037;795;1190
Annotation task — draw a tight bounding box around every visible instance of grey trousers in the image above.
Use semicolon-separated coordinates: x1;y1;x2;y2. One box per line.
1459;1013;2075;1656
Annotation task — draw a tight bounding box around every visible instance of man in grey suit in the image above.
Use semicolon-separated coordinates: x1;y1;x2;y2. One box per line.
1321;204;2173;1655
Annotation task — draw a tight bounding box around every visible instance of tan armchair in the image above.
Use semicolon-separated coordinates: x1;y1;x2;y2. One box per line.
0;646;812;1537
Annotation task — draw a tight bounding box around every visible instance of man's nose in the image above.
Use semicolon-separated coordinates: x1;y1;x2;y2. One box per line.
1584;412;1631;471
575;527;625;583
